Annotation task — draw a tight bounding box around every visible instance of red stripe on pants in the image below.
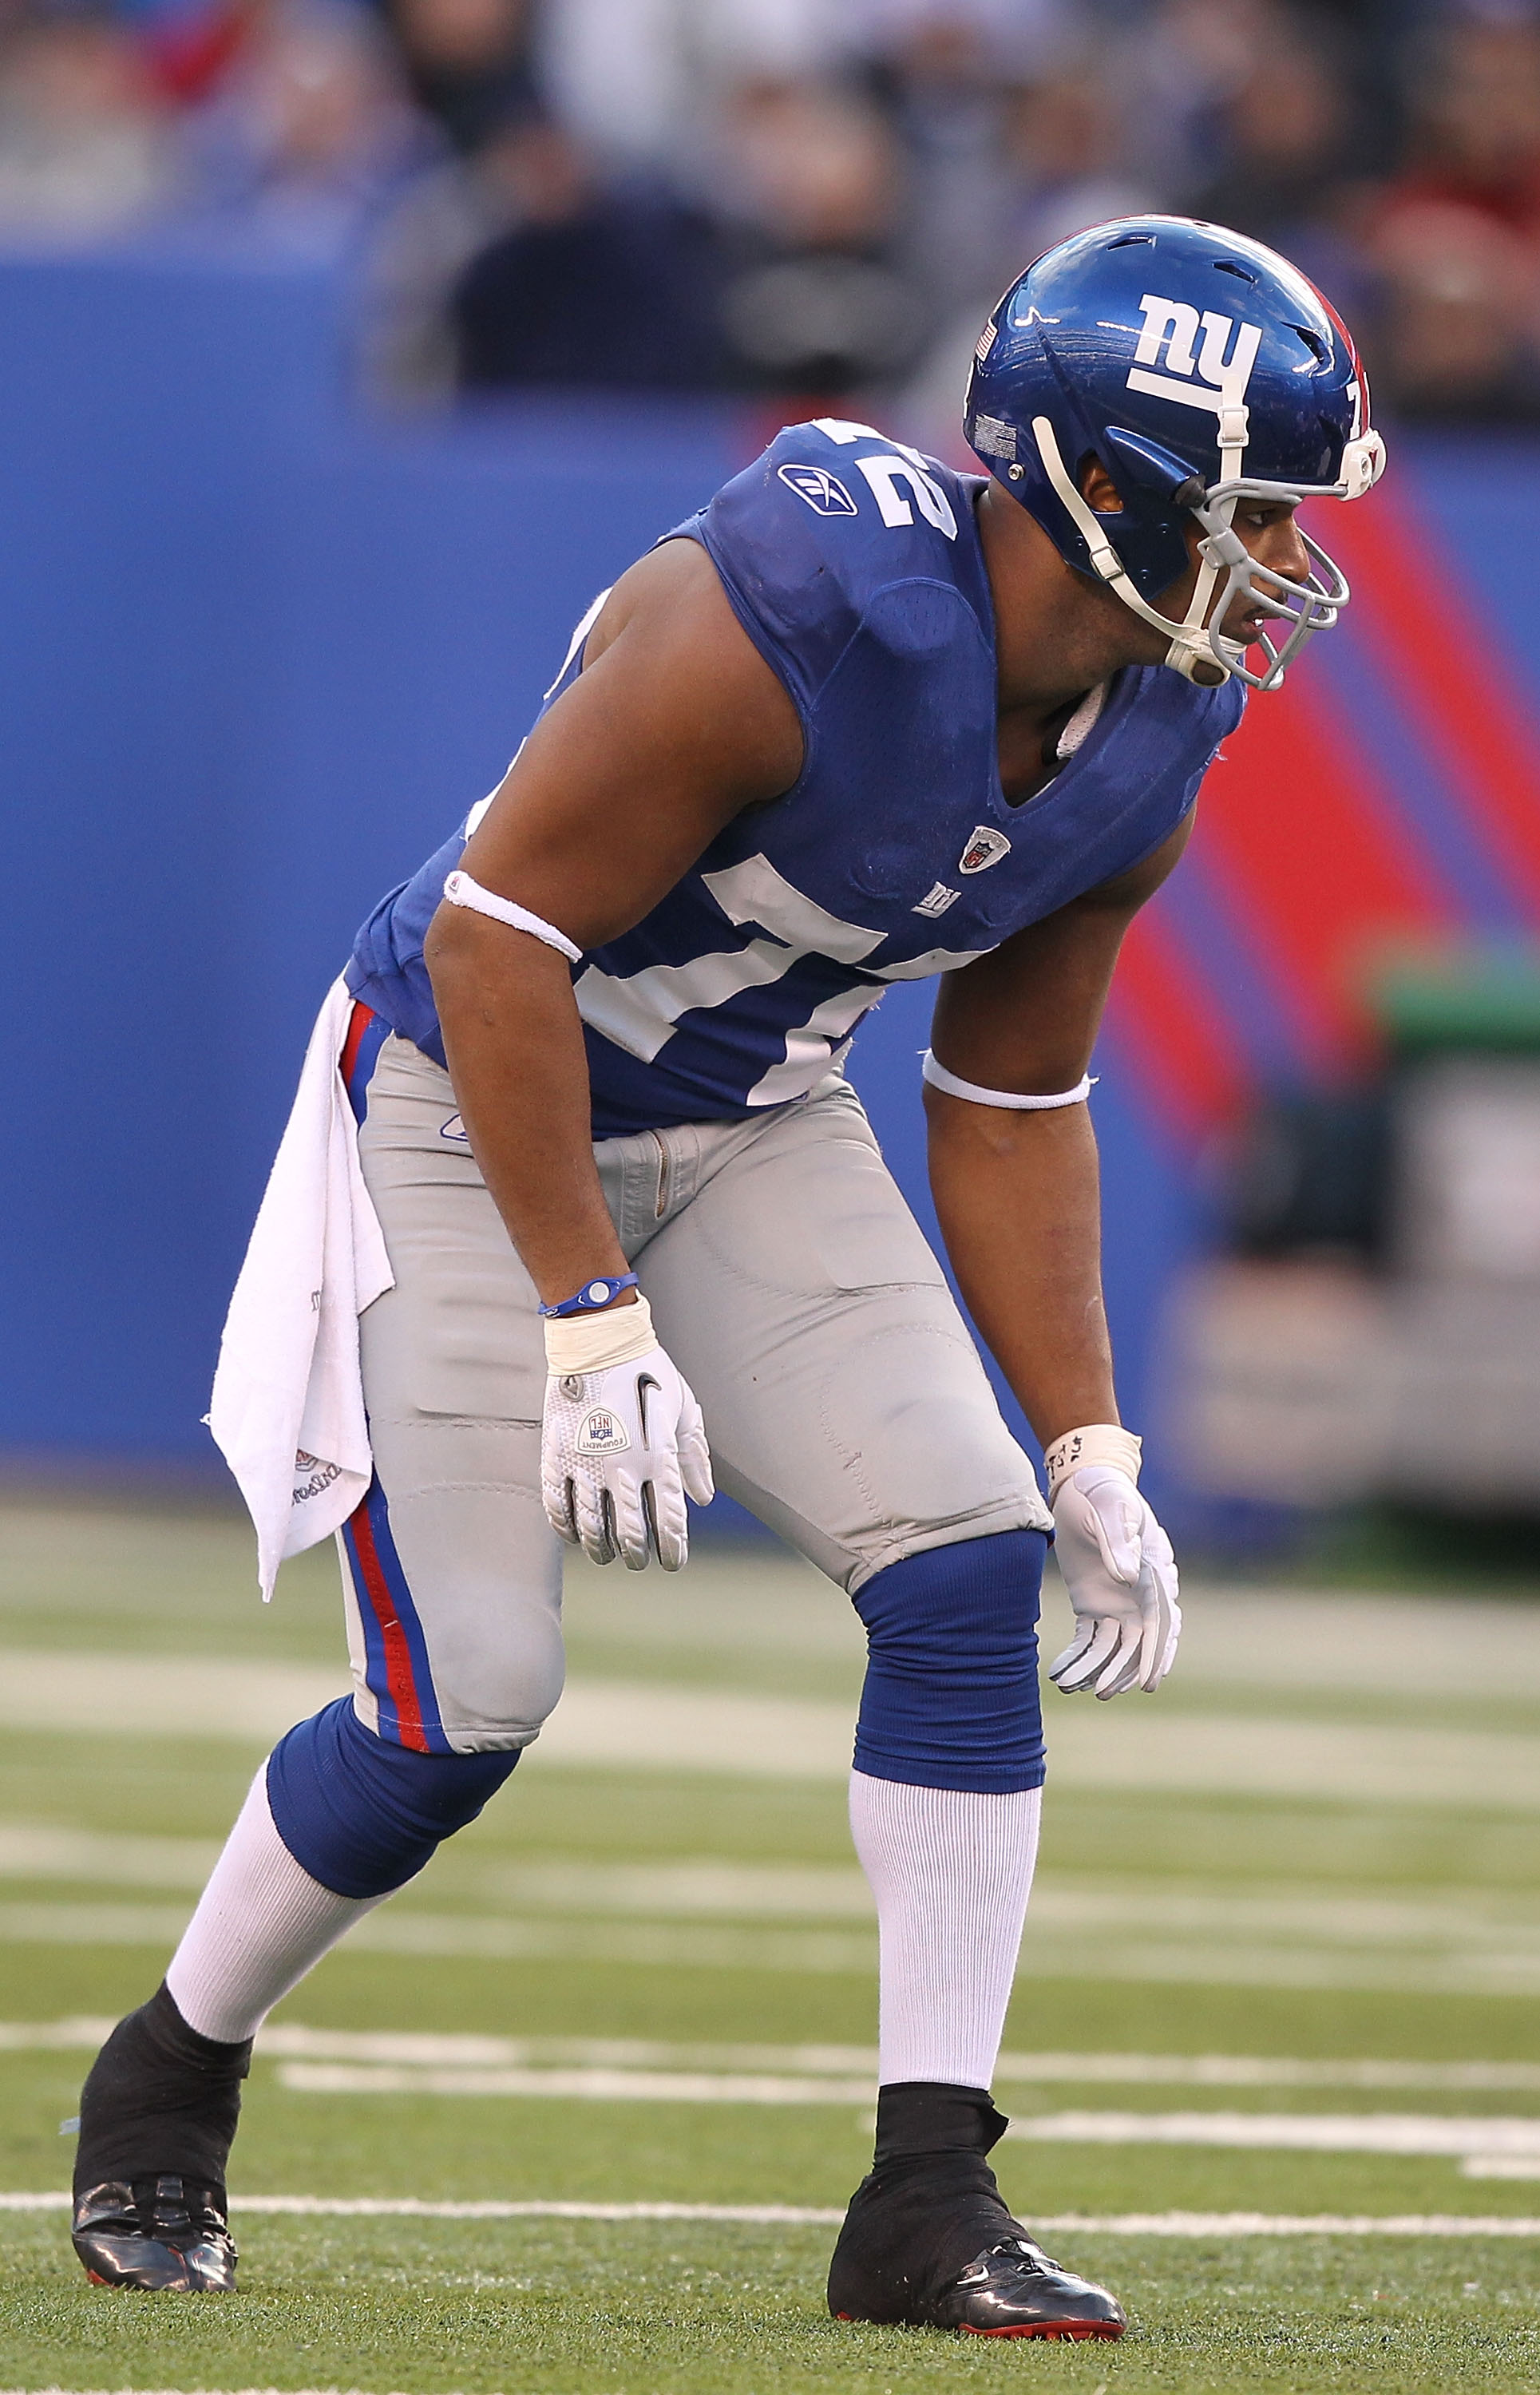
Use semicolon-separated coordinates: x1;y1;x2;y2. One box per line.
339;999;375;1093
346;1494;429;1753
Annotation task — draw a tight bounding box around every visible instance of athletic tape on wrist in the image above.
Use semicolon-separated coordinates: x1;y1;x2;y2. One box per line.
543;1290;657;1375
921;1051;1095;1110
1043;1422;1142;1502
442;871;583;965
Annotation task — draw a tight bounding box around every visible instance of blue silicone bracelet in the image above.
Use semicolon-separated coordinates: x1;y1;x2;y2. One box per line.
538;1273;639;1319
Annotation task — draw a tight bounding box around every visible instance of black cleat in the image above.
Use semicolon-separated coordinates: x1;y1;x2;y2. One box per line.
931;2232;1126;2340
69;1982;250;2291
827;2080;1126;2341
72;2175;237;2291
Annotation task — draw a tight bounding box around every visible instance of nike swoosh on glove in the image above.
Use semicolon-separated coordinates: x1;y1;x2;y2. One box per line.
1047;1464;1181;1699
541;1293;714;1572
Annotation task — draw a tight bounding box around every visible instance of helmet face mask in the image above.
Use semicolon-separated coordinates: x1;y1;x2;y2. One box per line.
965;216;1386;691
1188;476;1352;690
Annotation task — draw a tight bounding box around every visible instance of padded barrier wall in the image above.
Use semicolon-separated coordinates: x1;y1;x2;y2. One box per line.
3;244;1538;1530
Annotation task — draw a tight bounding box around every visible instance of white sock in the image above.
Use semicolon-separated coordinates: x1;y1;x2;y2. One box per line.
165;1768;388;2043
849;1771;1041;2090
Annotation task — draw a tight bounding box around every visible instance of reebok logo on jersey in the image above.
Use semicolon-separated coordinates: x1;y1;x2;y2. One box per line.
913;881;961;919
575;1408;630;1456
1126;292;1262;424
959;826;1011;874
440;1114;469;1142
778;463;859;517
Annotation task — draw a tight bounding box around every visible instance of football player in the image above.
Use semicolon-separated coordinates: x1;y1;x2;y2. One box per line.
71;216;1382;2337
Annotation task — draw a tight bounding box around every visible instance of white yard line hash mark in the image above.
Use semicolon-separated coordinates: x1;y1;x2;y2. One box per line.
9;2020;1540;2092
2;2195;1540;2236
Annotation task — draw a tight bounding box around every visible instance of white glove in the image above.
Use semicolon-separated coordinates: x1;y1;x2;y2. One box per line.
1043;1425;1181;1700
541;1292;714;1571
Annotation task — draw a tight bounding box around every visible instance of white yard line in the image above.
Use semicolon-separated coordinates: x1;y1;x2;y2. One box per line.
9;1829;1540;1966
277;2062;876;2104
6;1647;1540;1807
6;1506;1539;1700
271;2064;1540;2163
2;2194;1538;2236
1006;2112;1540;2161
8;2019;1540;2093
0;1653;350;1743
9;1897;1540;1994
0;1902;877;1975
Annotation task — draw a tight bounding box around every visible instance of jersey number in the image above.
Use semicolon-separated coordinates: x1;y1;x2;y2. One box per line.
813;418;958;541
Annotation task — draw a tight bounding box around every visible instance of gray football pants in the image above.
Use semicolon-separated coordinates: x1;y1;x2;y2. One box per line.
346;1033;1049;1754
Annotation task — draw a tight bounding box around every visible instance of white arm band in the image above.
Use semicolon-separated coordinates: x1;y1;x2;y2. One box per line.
442;870;583;965
921;1051;1095;1110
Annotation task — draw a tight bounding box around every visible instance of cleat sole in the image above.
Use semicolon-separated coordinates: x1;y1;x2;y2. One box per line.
960;2319;1124;2341
836;2311;1122;2342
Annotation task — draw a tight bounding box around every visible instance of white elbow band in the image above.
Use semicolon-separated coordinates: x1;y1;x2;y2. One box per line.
1044;1422;1142;1502
921;1051;1095;1110
442;869;583;965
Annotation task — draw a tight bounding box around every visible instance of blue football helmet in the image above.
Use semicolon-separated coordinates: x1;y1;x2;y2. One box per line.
964;215;1385;691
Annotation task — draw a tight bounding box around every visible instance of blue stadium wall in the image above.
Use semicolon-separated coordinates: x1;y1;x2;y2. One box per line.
2;245;1532;1532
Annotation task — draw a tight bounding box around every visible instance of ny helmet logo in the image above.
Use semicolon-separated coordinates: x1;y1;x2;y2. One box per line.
1126;293;1262;422
778;463;859;517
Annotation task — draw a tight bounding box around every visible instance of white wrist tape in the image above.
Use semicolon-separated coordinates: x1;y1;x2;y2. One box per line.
922;1051;1095;1110
443;870;583;965
544;1291;656;1374
1044;1422;1142;1502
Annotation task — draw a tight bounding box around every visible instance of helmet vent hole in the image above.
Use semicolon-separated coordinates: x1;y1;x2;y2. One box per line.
1213;260;1259;283
1292;324;1330;364
1105;232;1154;248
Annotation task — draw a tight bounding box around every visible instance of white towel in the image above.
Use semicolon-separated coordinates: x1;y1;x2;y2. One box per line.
208;976;394;1600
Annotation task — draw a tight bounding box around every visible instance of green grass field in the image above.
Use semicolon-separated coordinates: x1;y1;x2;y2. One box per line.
1;1496;1538;2393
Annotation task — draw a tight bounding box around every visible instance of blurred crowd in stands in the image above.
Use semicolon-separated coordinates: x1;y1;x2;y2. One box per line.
6;0;1540;429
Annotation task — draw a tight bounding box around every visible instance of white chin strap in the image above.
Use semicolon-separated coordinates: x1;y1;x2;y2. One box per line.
1031;414;1384;692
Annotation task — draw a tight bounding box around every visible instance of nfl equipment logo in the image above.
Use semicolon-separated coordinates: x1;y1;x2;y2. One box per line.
778;463;859;517
576;1408;631;1455
958;826;1011;874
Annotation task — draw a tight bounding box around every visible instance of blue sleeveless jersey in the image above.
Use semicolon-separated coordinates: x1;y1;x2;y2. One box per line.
347;418;1244;1138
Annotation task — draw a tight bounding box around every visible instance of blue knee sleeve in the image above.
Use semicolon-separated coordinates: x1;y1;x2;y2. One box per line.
851;1529;1047;1794
266;1697;521;1898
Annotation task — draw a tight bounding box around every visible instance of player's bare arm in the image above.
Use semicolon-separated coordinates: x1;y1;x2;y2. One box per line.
423;540;803;1308
925;817;1193;1450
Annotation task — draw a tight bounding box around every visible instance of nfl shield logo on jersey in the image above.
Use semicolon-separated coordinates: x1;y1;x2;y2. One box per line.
778;463;859;517
958;826;1011;874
